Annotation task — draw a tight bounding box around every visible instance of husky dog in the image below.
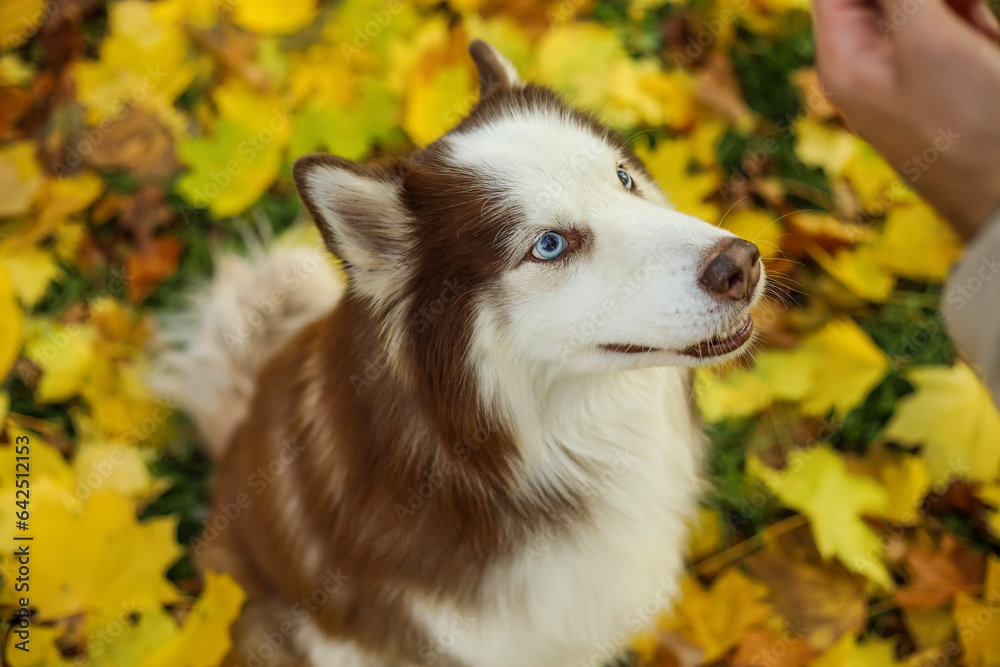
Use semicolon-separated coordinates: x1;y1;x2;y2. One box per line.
153;40;763;667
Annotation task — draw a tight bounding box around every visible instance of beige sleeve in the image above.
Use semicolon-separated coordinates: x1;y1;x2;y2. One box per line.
942;208;1000;404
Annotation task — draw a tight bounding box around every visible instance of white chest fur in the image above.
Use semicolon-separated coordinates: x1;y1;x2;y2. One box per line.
412;366;704;667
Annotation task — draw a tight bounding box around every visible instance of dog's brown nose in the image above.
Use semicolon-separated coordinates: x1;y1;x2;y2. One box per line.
699;238;761;301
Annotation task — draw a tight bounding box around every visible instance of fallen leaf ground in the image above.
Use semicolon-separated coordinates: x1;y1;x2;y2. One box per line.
2;0;1000;665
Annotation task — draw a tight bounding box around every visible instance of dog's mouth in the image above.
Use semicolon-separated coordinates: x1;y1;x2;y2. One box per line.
679;315;754;358
600;315;754;359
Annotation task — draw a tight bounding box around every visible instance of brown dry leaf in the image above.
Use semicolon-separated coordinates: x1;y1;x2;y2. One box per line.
731;628;819;667
695;53;753;129
643;631;704;667
119;185;173;246
0;71;59;139
126;235;182;303
86;108;179;180
185;24;269;90
925;479;985;517
36;0;91;73
894;535;984;608
489;0;598;38
745;541;867;650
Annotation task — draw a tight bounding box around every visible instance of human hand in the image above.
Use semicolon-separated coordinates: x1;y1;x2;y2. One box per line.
813;0;1000;239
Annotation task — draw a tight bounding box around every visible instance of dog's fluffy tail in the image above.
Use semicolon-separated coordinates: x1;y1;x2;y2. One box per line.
149;236;343;457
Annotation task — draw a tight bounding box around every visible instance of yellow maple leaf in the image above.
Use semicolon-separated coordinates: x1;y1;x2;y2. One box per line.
90;297;150;351
696;348;813;421
153;0;223;30
636;139;720;222
806;242;896;302
75;356;169;447
794;118;856;179
0;488;181;629
811;633;901;667
43;173;105;220
143;571;246;667
23;319;98;404
321;0;423;75
977;484;1000;537
403;62;476;147
0;265;23;382
954;558;1000;667
177;80;292;216
533;22;629;114
902;605;954;651
842;141;918;213
12;173;106;251
874;203;962;282
0;0;46;51
798;318;890;417
1;248;61;308
71;443;163;504
0;141;43;218
692;118;727;168
884;363;1000;484
6;625;72;667
72;0;197;130
231;0;316;34
749;446;893;588
685;507;723;561
867;449;930;525
289;45;359;109
84;571;244;667
660;569;771;662
0;53;34;85
611;62;698;130
0;426;76;494
696;366;774;422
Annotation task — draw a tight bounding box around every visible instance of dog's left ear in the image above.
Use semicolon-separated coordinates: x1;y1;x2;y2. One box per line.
293;153;411;303
469;39;522;97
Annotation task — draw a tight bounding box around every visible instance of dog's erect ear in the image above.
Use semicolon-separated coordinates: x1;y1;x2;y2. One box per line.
469;39;522;97
293;154;410;300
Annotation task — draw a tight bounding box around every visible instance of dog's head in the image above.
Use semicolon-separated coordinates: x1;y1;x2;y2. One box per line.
294;41;764;381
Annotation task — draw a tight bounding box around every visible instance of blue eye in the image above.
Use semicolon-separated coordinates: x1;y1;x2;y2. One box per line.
617;167;634;191
531;232;568;261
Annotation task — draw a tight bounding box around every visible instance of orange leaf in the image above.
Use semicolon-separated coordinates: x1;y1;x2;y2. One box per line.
894;535;985;608
126;236;182;303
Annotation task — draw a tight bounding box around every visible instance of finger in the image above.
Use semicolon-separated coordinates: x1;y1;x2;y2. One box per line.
873;0;939;34
955;0;1000;40
877;0;999;58
812;0;895;96
812;0;889;66
876;0;970;42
